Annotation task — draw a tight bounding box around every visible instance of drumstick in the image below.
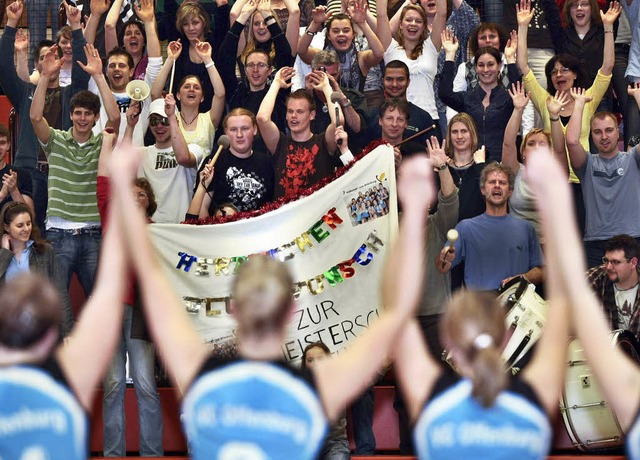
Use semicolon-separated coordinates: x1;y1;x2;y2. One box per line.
209;135;231;168
168;61;176;95
396;125;437;146
441;229;459;268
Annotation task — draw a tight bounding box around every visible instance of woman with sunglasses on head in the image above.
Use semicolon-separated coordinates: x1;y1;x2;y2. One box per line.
0;188;126;459
151;39;225;158
109;137;435;459
0;201;72;337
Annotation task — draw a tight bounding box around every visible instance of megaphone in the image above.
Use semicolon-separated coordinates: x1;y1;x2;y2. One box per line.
126;80;151;102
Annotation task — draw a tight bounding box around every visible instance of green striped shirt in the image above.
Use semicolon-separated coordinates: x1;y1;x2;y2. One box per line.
42;128;102;223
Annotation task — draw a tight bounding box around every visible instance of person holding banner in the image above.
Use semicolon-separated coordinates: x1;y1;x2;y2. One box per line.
393;147;570;459
108;137;435;459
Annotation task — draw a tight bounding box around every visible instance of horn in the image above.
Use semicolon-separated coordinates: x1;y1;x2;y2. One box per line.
126;80;151;102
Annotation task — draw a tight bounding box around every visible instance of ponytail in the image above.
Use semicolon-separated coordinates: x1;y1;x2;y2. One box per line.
470;343;507;407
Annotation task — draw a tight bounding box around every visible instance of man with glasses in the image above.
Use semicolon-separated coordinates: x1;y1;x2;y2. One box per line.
587;235;640;341
566;90;640;268
134;96;203;223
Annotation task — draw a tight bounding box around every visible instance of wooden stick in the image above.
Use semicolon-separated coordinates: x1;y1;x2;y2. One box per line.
168;61;176;95
396;124;437;146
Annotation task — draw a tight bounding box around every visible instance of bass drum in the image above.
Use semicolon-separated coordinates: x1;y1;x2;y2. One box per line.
560;330;640;451
497;276;548;372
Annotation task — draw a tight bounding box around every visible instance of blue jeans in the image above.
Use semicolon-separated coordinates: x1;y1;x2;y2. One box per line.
46;227;101;303
350;386;376;454
103;305;163;457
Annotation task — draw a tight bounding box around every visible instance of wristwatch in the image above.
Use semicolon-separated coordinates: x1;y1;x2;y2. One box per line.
438;163;448;171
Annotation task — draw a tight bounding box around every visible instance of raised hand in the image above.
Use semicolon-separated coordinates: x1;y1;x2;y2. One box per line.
64;0;82;28
274;66;295;88
256;0;272;17
167;40;183;60
509;81;530;110
546;90;570;117
238;0;258;21
200;162;215;189
1;234;11;251
601;0;621;27
165;93;177;118
14;29;28;54
441;29;459;59
473;145;486;163
516;0;534;27
6;1;24;26
78;43;103;76
90;0;111;17
310;5;330;25
194;39;213;61
348;0;368;25
41;45;63;76
335;125;348;144
426;136;448;169
125;101;141;127
570;87;593;105
504;30;518;62
135;0;156;23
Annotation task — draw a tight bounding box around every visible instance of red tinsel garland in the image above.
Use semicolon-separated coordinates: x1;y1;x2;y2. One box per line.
183;139;389;226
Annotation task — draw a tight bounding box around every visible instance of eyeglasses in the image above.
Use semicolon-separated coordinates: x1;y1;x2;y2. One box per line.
602;257;629;267
570;2;590;8
551;67;572;76
245;62;269;70
149;116;169;127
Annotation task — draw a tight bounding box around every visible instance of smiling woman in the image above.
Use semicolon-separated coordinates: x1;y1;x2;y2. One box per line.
0;202;73;337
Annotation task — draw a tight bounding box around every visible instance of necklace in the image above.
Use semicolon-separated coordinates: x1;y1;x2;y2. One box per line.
614;282;639;292
180;112;198;125
451;161;474;186
453;159;474;168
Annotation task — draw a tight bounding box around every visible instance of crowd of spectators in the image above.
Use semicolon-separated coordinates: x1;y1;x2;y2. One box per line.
1;0;640;455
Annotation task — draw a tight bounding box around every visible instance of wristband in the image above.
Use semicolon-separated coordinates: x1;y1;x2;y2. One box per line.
205;61;215;69
264;15;275;22
305;27;317;36
340;100;352;108
549;116;559;122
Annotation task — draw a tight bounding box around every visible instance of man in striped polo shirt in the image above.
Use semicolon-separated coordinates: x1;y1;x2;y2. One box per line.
29;42;120;316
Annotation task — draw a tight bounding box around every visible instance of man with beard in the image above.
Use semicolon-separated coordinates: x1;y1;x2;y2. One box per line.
437;162;544;291
567;89;640;268
587;234;640;341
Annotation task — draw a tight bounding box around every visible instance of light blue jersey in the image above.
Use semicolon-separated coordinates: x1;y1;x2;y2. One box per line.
182;359;328;460
415;374;551;460
0;364;88;459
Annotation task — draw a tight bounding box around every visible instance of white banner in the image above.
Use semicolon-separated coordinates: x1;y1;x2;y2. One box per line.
149;144;398;363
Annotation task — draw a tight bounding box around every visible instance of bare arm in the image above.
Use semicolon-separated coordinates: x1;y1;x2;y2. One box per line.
187;161;215;217
376;0;392;51
389;0;411;38
136;0;161;58
430;0;448;50
296;6;329;64
193;40;225;128
151;41;182;100
29;47;59;145
257;67;294;154
313;73;340;151
547;91;570;173
105;0;123;51
283;0;301;55
516;0;534;77
313;152;435;422
165;94;197;167
599;1;621;76
14;29;33;83
109;142;210;395
350;0;384;73
78;43;121;134
519;147;571;416
502;82;528;172
85;0;111;46
565;88;590;171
